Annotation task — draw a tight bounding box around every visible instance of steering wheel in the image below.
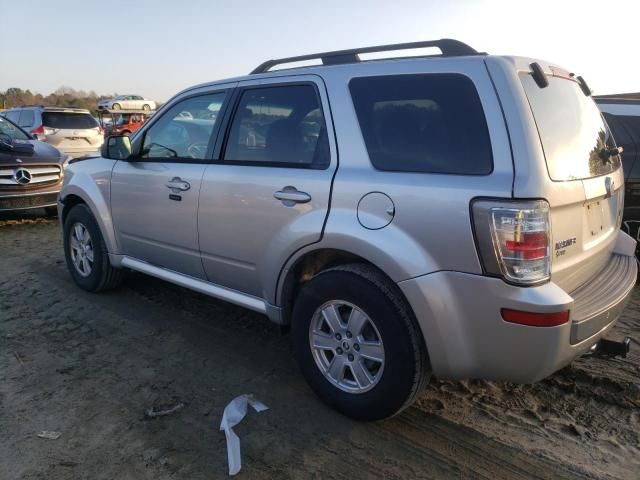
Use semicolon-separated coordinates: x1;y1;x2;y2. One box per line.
187;142;209;158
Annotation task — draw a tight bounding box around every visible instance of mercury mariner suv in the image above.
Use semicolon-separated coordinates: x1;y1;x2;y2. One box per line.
58;39;637;420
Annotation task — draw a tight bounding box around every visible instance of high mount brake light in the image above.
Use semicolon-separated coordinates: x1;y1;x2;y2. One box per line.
472;200;551;285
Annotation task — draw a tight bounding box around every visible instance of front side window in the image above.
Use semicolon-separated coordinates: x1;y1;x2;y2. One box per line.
350;74;493;175
141;93;225;160
5;111;20;123
223;84;330;169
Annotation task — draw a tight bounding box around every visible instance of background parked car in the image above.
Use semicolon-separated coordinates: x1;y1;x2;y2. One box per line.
98;95;156;111
0;114;68;215
596;94;640;246
1;106;104;158
100;112;151;136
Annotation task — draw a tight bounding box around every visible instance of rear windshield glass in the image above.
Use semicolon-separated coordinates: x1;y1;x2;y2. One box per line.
349;73;493;175
42;112;98;129
520;74;620;181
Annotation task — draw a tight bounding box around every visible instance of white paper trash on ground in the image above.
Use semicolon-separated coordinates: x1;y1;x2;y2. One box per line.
220;394;268;476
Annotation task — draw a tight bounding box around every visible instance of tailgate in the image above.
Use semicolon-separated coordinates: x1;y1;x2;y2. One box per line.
42;111;102;150
518;69;624;292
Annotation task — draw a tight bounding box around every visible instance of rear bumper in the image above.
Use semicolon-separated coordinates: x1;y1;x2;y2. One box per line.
0;190;60;211
399;249;636;383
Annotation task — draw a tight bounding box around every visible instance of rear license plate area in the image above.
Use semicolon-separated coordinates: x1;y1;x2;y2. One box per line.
586;199;605;238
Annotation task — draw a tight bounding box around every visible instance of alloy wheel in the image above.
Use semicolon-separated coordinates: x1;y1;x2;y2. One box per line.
309;300;385;394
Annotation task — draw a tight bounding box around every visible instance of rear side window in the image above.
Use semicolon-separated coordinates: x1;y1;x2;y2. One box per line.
42;112;98;129
223;84;330;169
349;74;493;175
18;110;34;127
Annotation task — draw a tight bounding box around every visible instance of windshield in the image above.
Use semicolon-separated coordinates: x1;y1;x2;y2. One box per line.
0;116;30;141
42;112;98;129
520;73;620;181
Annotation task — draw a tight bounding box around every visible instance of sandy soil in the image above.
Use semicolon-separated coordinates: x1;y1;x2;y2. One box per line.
1;211;639;479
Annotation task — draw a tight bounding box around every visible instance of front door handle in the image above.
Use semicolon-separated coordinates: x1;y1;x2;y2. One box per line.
166;177;191;192
274;187;311;206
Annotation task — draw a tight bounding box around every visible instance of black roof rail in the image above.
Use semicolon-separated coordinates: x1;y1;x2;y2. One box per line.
250;39;481;74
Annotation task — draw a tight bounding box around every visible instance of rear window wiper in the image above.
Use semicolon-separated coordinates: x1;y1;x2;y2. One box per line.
599;146;623;163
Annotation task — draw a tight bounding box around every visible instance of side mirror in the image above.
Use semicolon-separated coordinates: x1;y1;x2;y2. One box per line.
102;135;132;160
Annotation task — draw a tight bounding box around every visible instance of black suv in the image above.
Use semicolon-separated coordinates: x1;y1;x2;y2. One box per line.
596;95;640;243
0;115;68;214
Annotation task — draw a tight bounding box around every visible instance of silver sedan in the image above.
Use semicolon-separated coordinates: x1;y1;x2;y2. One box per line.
98;95;156;111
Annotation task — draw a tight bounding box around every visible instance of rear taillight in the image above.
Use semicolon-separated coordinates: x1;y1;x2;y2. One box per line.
33;125;56;135
472;200;551;285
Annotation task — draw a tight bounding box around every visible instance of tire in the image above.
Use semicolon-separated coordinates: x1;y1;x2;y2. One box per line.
112;103;121;110
44;206;58;217
63;204;124;292
142;104;150;111
291;263;430;420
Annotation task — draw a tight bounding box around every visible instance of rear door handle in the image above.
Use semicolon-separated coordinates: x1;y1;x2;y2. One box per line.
166;177;191;192
274;188;311;205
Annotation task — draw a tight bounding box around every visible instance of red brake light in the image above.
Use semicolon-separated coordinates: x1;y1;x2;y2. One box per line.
505;231;548;260
31;125;44;134
501;308;569;327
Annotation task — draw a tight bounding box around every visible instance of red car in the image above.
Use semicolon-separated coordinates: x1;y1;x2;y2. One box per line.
108;113;149;136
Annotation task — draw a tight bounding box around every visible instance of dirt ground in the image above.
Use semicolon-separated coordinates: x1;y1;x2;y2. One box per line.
1;211;639;480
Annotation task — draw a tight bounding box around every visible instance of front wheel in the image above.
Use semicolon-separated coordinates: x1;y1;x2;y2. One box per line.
63;204;124;292
292;264;430;420
111;103;121;110
142;104;151;111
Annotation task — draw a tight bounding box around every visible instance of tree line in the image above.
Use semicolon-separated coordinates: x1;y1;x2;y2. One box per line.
0;87;116;114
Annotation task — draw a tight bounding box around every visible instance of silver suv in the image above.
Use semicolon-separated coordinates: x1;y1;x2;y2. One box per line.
58;40;637;420
1;106;104;158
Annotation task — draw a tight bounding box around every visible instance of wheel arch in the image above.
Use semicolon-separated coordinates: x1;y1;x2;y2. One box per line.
60;181;118;254
277;247;418;328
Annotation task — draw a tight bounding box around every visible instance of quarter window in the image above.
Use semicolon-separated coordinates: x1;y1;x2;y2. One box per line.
141;93;225;161
349;74;493;175
18;110;35;127
223;85;329;169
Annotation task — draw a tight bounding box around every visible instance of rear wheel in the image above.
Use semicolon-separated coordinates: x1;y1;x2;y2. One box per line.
63;204;124;292
112;103;121;110
142;104;150;111
292;264;429;420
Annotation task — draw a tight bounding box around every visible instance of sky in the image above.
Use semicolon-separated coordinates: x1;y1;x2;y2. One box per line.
1;0;638;102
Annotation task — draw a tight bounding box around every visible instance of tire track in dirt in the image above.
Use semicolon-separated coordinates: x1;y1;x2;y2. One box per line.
2;215;638;479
